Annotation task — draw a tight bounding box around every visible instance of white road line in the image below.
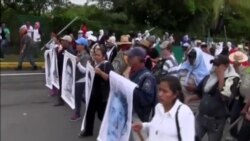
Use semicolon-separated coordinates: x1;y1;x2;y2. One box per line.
0;73;45;76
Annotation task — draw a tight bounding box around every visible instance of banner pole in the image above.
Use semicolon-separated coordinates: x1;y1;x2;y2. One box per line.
41;16;79;51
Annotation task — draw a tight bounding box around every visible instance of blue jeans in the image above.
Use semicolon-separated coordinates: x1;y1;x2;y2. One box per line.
18;52;37;68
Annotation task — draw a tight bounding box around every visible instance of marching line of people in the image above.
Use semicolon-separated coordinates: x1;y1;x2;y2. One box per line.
43;26;250;141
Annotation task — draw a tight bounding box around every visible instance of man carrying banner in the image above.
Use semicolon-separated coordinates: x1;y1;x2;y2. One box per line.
54;35;76;106
71;37;90;121
126;47;157;140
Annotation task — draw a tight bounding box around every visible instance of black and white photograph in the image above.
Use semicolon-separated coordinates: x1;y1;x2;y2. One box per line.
51;48;60;89
44;49;53;89
61;51;76;109
97;71;137;141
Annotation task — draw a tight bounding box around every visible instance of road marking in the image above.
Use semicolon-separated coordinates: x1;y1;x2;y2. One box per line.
0;73;45;76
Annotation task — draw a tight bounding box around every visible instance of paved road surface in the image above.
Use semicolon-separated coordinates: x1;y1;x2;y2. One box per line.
1;70;235;141
1;70;100;141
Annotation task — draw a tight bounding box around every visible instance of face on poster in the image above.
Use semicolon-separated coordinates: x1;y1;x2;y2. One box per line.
51;48;60;89
97;71;137;141
81;61;95;131
44;50;53;89
61;51;76;109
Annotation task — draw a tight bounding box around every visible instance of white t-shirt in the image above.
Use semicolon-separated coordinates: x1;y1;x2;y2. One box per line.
33;29;41;42
142;100;195;141
26;25;33;38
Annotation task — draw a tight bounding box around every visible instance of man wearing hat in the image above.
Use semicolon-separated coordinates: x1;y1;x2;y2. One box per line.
126;47;157;140
70;37;90;120
16;26;38;70
54;35;76;106
112;35;132;75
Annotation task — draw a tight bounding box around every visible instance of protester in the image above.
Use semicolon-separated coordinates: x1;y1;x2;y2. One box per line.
106;36;117;63
80;44;113;137
33;22;42;58
138;39;153;70
0;23;9;60
25;21;33;38
196;55;240;141
237;98;250;141
16;26;38;70
152;40;178;82
54;35;76;106
132;75;195;141
229;51;249;73
179;47;209;114
81;23;88;36
126;47;157;140
112;35;132;77
181;42;191;61
71;37;90;121
98;29;106;45
77;30;83;39
200;42;209;54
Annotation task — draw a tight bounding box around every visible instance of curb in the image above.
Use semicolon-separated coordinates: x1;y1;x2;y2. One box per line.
0;62;45;70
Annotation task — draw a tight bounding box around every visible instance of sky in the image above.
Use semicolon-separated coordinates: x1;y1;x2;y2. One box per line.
68;0;88;5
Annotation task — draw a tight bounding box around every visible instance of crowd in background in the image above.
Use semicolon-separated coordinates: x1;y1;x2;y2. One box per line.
16;22;250;141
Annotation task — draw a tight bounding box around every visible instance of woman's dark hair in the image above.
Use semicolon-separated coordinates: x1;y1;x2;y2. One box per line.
93;44;107;58
160;75;184;102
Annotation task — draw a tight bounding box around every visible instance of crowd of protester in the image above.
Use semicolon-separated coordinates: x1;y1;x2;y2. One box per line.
16;22;250;141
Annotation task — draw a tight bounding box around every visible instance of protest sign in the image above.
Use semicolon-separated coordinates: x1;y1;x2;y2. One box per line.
44;49;53;89
51;48;60;89
81;61;95;131
97;71;137;141
61;51;76;109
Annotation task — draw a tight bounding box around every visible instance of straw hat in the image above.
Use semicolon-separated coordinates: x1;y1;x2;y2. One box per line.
117;35;132;45
229;51;248;63
139;39;151;48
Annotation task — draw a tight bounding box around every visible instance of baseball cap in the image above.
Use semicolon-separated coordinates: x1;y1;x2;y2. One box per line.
75;37;88;47
61;35;72;42
210;54;230;66
125;47;146;59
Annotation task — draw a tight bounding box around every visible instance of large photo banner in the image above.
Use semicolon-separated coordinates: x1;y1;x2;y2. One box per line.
97;71;137;141
61;51;76;109
51;48;60;89
44;49;53;89
81;61;95;131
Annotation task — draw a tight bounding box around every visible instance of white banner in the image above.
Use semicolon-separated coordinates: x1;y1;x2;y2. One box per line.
81;61;95;131
44;49;53;89
97;71;137;141
51;48;60;89
202;52;214;71
61;51;77;109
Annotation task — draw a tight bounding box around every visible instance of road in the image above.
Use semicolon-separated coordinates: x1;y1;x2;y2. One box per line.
1;70;100;141
0;70;235;141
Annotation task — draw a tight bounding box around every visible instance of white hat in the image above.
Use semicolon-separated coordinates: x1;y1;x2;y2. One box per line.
78;30;83;34
107;36;116;44
87;35;97;42
61;35;72;42
160;41;170;49
86;31;93;37
229;51;248;63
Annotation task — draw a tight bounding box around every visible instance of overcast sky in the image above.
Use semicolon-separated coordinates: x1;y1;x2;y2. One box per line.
68;0;88;5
